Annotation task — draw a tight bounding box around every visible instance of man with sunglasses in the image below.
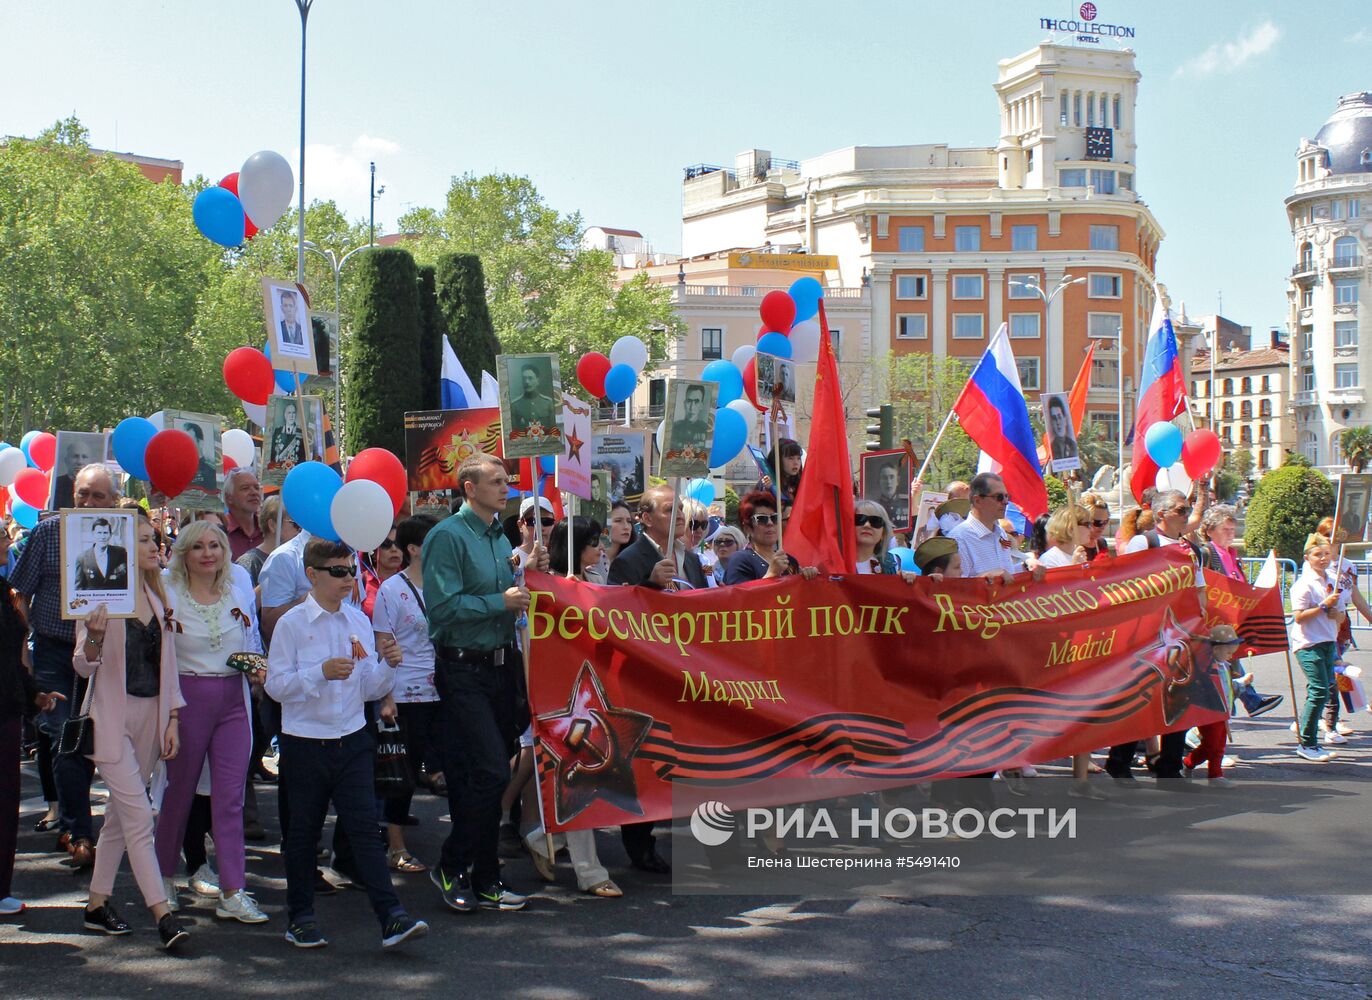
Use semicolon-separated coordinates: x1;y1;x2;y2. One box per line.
516;496;556;564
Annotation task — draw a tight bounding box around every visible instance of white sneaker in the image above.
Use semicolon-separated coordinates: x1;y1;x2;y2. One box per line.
1289;721;1299;734
0;896;24;915
1336;721;1354;736
190;864;220;897
1184;727;1202;750
216;889;269;924
1296;745;1332;762
1324;730;1349;746
162;877;180;912
1221;755;1238;769
1319;719;1331;733
1019;764;1039;778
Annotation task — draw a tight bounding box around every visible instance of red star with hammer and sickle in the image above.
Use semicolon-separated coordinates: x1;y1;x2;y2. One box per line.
1131;608;1227;726
565;426;585;463
536;661;654;825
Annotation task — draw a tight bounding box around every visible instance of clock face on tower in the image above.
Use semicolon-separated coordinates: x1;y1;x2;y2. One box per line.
1085;126;1114;161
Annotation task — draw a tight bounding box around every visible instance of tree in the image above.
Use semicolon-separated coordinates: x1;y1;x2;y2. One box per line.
1341;426;1372;472
1244;464;1335;562
1225;447;1254;481
416;264;443;412
435;254;501;387
344;249;423;455
883;352;978;486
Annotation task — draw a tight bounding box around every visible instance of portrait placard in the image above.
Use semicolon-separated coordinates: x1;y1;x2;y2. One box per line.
411;490;452;518
586;470;612;528
1041;392;1081;474
60;508;139;619
1335;473;1372;545
162;410;223;511
403;408;508;494
261;278;318;375
913;490;949;547
859;449;912;535
303;312;338;392
556;392;594;502
498;353;565;458
756;352;797;409
591;430;648;505
261;395;325;488
48;431;111;510
659;380;717;479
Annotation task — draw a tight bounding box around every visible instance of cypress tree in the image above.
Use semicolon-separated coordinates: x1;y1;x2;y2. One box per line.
435;253;501;388
416;264;443;412
344;248;422;456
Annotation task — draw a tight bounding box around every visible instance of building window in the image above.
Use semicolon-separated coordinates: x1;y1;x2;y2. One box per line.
1300;243;1313;270
829;329;842;360
1238;426;1251;445
896;314;928;340
1091;169;1116;194
1260;399;1273;418
1119;171;1133;191
1336;321;1359;347
1258;449;1270;470
954;226;981;252
1099;94;1108;126
1240;377;1251;394
1090;412;1120;444
1010;225;1037;251
1060;99;1069;127
1222;426;1232;445
1336;363;1359;388
1301;366;1314;391
1087;312;1122;338
1009;313;1040;339
1087;93;1095;126
1334;236;1360;266
1335;279;1360;305
1089;225;1120;251
1301;287;1314;309
1302;328;1313;353
1222;402;1234;420
1112;95;1121;128
1259;425;1271;443
1240;400;1252;419
898;226;925;252
1059;168;1086;187
1088;273;1122;298
1008;273;1041;298
1090;355;1119;389
1301;431;1318;464
953;274;984;299
895;275;927;299
1073;92;1082;126
649;378;666;416
953;314;984;339
701;327;723;360
1261;375;1270;392
1353;199;1362;219
1331;200;1345;221
1222;378;1233;396
1016;356;1041;390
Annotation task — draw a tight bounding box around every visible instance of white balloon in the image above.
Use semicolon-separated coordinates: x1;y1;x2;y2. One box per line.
1155;461;1192;496
609;335;649;374
0;447;25;487
330;479;393;553
788;319;821;364
147;410;165;430
725;398;758;443
222;428;256;470
238;150;295;230
242;401;267;428
655;419;666;455
731;344;756;373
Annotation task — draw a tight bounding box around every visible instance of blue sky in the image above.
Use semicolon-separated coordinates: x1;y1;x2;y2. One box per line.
5;1;1370;340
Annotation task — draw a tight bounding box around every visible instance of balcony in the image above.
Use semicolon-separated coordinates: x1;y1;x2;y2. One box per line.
677;284;866;300
1330;255;1364;270
1292;390;1318;407
1329;386;1365;406
1292;260;1318;278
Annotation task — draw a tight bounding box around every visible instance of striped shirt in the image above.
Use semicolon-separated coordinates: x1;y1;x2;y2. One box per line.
8;517;72;642
949;515;1016;578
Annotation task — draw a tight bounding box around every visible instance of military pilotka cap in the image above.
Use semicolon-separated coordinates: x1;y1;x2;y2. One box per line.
935;498;971;519
913;536;959;573
1206;624;1241;646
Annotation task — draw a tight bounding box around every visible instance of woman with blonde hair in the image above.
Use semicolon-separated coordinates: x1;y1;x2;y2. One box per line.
75;513;189;948
853;500;898;574
152;519;267;924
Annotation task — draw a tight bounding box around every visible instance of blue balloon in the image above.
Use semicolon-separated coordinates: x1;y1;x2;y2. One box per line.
0;442;9;453
700;359;744;407
788;277;823;324
538;455;557;476
111;416;158;481
19;430;39;469
603;363;637;404
756;332;793;359
708;406;748;468
890;546;919;574
1005;503;1028;536
9;498;37;530
281;462;343;542
1143;421;1184;469
263;341;306;392
192;187;247;247
686;477;714;506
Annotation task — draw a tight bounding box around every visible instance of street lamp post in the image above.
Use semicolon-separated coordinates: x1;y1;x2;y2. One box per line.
368;162;385;247
303;241;375;461
294;0;313;283
1009;274;1086;395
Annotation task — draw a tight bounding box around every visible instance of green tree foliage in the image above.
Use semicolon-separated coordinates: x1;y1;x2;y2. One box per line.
345;249;422;455
882;352;979;487
398;173;681;378
1340;426;1372;472
416;264;443;412
1245;464;1335;562
435;254;501;387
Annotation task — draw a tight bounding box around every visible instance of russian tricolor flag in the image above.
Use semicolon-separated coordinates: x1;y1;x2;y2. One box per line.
953;324;1048;519
441;338;481;410
1128;298;1186;503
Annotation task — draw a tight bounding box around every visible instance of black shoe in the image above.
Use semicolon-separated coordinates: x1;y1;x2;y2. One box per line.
430;866;477;913
157;913;189;951
313;870;337;896
251;766;278;784
285;921;328;948
1247;694;1284;718
381;912;429;949
630;851;671;874
476;880;528;911
84;903;132;935
497;821;524;858
1106;769;1140;788
243;821;268;842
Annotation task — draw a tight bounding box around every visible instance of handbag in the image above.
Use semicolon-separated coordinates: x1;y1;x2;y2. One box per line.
56;674;96;759
373;718;414;800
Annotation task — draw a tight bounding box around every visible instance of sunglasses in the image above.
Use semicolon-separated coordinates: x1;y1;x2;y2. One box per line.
524;516;557;527
377;538;398;550
1075;520;1092;527
1168;507;1193;518
978;492;1010;503
752;513;780;525
854;514;884;528
1091;518;1109;528
713;537;737;547
690;520;709;531
315;565;357;578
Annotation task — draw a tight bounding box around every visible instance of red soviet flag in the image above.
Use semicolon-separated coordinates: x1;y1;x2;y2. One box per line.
787;299;856;574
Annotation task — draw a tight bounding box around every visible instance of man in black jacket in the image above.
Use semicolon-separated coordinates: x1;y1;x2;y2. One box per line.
606;485;704;872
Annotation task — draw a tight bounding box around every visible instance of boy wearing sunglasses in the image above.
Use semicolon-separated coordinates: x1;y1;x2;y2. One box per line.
266;538;427;951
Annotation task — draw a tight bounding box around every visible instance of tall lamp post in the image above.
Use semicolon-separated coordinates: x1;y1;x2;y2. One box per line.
368;162;385;246
1009;274;1086;394
303;241;375;460
294;0;313;283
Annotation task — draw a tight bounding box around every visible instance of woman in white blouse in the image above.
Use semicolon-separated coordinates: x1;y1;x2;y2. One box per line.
1036;504;1092;570
152;521;268;923
853;500;898;575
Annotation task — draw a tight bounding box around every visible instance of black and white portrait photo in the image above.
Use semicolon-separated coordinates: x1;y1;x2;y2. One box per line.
49;431;109;510
261;277;318;375
261;395;325;487
161;410;223;510
660;379;716;478
499;353;565;458
860;449;912;534
303;312;339;392
756;353;797;409
1336;474;1372;545
1041;392;1081;474
60;508;138;619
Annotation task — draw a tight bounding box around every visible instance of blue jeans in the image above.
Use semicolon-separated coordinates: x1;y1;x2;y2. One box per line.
1295;642;1336;748
32;635;93;841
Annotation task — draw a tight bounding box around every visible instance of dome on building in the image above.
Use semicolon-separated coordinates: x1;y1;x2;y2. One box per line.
1314;92;1372;174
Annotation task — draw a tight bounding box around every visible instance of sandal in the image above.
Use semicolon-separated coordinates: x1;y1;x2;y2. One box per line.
428;774;448;796
387;849;428;873
583;879;622;898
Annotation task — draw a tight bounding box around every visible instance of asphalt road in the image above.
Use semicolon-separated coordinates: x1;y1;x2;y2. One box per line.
2;648;1371;999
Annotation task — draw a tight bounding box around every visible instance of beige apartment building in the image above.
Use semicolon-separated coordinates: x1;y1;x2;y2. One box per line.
1190;336;1294;475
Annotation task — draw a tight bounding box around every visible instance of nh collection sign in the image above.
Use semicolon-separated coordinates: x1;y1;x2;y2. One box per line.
1040;3;1136;44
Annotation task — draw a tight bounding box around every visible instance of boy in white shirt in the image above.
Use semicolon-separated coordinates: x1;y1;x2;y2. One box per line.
266;538;427;950
1289;535;1342;762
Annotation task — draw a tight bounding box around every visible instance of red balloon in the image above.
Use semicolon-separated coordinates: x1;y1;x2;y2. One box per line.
346;447;406;517
223;454;238;474
1181;429;1224;480
576;353;612;399
144;429;199;499
12;468;48;509
742;358;766;412
28;432;56;473
219;172;240;196
759;290;796;335
243;215;258;240
223;346;276;405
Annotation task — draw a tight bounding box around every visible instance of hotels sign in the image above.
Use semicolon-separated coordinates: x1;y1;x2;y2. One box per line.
1040;3;1136;45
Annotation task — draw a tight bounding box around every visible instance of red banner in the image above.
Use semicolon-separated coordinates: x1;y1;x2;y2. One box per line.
526;548;1229;832
1201;569;1289;657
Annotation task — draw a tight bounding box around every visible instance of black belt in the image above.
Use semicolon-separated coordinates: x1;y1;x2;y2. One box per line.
436;644;514;667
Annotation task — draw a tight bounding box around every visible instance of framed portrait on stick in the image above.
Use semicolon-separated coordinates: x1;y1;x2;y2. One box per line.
261;278;318;376
261;395;325;487
860;449;913;535
303;312;338;392
162;410;223;511
60;508;139;619
591;430;648;505
498;353;565;458
659;379;717;479
1040;392;1081;474
1335;473;1372;545
755;352;797;409
48;431;110;510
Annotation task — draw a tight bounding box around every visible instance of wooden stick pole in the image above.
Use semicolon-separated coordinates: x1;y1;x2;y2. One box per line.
773;410;785;554
914;409;957;488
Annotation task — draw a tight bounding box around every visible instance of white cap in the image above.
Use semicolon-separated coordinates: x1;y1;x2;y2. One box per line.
519;495;556;518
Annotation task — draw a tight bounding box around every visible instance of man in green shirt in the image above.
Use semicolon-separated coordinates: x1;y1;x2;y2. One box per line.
421;452;548;915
